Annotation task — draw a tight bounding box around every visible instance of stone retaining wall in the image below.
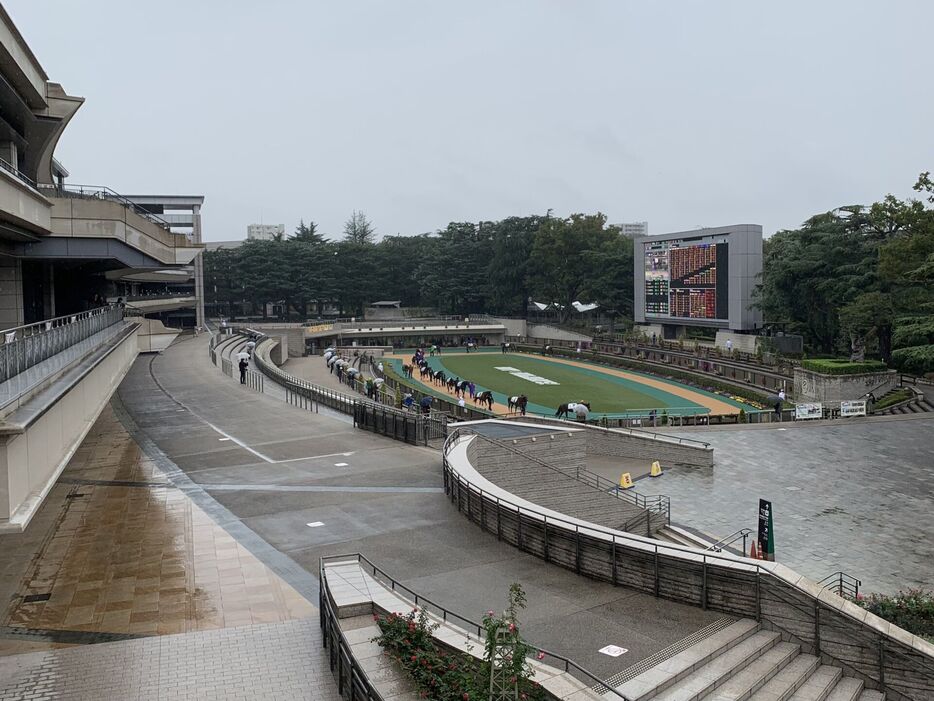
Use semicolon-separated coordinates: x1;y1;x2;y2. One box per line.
793;368;898;406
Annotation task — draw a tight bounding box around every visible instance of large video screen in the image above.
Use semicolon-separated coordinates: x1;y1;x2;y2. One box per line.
643;235;729;321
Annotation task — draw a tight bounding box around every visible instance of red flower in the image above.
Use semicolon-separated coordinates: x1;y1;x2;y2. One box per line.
463;694;470;701
536;651;545;660
410;655;417;661
508;623;516;632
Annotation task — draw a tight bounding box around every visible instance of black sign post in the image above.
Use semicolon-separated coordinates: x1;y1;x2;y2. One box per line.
758;499;775;561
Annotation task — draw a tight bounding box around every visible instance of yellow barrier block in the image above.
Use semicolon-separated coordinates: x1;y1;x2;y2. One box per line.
619;472;634;489
650;461;663;478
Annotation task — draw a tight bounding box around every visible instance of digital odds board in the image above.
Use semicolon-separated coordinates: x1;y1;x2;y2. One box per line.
642;234;730;322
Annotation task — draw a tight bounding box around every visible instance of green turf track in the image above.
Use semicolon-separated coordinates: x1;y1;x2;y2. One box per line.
386;352;729;417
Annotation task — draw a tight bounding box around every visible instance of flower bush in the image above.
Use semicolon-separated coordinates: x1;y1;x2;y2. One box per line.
851;589;934;643
373;583;548;701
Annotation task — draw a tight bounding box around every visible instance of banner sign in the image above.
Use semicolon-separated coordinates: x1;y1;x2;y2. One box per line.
795;403;822;420
840;400;867;418
758;499;775;562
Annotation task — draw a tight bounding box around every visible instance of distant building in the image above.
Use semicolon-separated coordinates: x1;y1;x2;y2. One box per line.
617;221;648;237
205;240;245;251
247;224;285;241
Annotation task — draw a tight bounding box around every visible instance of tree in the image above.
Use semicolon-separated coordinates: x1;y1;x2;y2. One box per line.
487;216;541;317
527;213;624;322
293;219;324;244
343;210;376;245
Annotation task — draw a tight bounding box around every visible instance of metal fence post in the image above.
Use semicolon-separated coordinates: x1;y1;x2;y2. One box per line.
611;538;618;585
575;527;581;574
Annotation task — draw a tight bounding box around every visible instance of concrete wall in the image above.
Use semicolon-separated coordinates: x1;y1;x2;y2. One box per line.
250;324;305;357
509;415;714;467
793;368;898;406
0;168;52;233
47;197;199;265
0;257;23;330
527;324;592;343
715;330;757;354
484;430;586;474
0;325;138;531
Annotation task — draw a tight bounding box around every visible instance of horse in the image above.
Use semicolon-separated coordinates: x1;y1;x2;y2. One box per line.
447;377;459;393
508;395;528;415
457;380;469;397
555;401;590;419
433;370;446;386
402;363;412;378
475;390;494;410
419;363;432;379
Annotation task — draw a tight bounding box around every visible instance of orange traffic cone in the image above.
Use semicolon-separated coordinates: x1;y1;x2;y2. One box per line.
749;541;759;560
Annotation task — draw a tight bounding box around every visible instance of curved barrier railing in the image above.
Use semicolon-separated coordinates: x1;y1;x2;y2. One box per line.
239;332;448;446
319;558;383;701
320;553;631;700
442;428;934;700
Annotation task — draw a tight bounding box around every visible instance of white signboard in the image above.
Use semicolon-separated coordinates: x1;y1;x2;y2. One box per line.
840;400;867;417
795;403;823;420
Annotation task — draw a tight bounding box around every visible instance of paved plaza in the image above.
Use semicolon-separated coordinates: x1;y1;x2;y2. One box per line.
654;418;934;594
1;333;931;697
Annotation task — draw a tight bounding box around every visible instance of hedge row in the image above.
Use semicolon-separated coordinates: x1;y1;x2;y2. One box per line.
800;359;888;375
890;345;934;377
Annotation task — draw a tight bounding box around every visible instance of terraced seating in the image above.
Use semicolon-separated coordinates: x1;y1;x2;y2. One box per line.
471;439;666;535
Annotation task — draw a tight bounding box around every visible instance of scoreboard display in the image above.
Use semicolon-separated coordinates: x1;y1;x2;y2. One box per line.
643;235;729;321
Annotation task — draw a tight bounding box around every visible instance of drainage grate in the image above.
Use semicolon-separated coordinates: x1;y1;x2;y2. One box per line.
21;593;51;603
65;493;87;499
592;617;736;693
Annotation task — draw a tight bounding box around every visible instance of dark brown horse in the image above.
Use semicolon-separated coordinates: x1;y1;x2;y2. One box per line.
508;395;528;415
474;390;494;410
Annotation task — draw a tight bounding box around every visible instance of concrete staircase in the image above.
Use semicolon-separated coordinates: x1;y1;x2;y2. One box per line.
875;387;934;415
615;618;885;701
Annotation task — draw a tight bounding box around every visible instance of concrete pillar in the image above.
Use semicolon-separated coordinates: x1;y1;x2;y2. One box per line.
192;203;205;329
45;262;55;318
0;257;24;330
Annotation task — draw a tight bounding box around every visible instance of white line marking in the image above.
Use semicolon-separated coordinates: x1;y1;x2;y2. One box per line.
335;462;348;467
273;451;357;464
218;437;231;442
306;521;325;528
203;420;276;463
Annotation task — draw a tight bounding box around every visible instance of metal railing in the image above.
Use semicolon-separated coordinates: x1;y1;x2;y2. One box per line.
234;331;449;446
705;528;753;555
510;413;711;449
0;305;125;385
319;557;383;701
441;429;934;699
320;553;631;701
37;183;173;229
0;157;37;189
819;571;861;599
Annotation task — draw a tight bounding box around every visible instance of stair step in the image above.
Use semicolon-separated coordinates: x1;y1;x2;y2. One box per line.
701;642;799;700
856;691;884;701
787;666;842;701
618;619;760;701
825;678;864;701
653;630;782;701
749;653;820;701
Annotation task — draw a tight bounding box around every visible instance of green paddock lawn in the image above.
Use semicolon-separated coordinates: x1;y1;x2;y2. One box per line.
432;353;699;414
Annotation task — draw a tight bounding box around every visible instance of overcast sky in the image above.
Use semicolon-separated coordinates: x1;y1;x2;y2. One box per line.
10;1;934;241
